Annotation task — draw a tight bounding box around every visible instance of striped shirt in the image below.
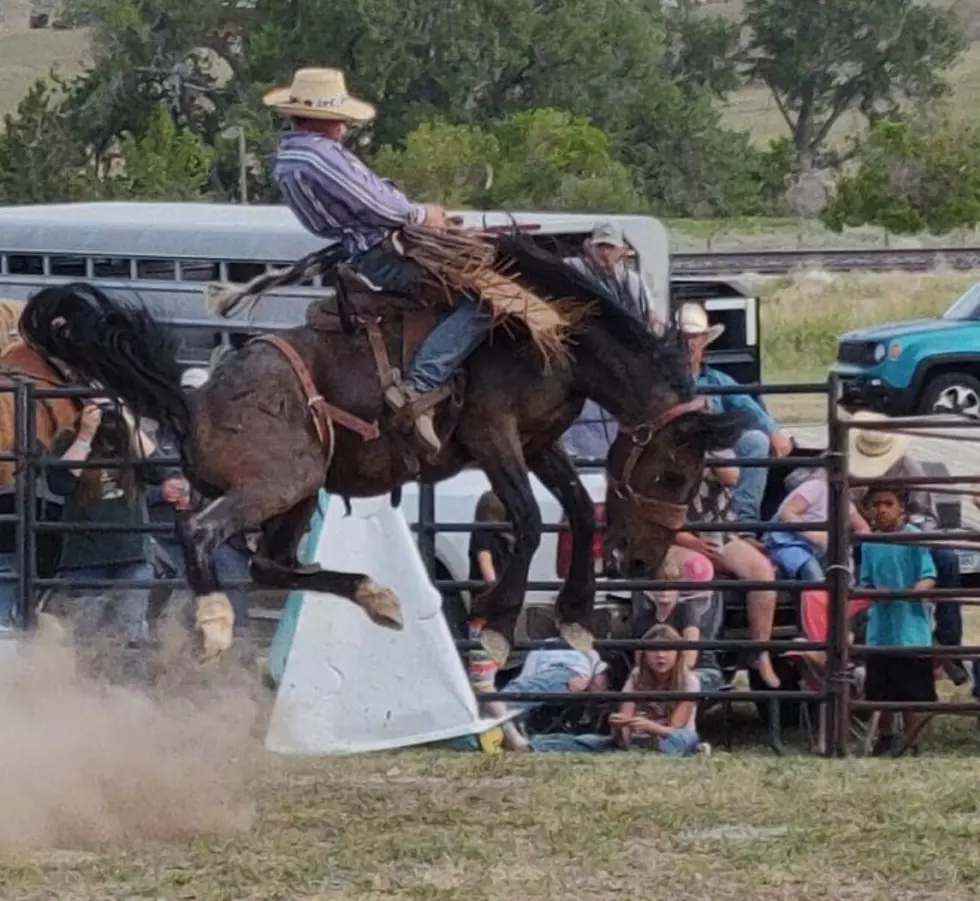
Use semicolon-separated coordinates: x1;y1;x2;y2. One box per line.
272;130;428;258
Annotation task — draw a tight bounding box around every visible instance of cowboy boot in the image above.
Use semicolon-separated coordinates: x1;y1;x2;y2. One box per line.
384;384;442;457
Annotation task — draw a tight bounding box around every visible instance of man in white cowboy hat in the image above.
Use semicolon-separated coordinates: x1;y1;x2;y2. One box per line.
847;410;969;685
678;302;793;523
263;67;493;457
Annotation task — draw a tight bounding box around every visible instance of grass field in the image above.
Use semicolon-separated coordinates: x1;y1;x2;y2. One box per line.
4;730;980;901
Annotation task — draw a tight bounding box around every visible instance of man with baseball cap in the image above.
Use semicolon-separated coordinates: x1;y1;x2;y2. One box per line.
564;222;654;324
561;222;657;459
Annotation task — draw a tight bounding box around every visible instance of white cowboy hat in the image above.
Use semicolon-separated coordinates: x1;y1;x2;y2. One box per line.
262;68;376;124
845;410;910;480
677;302;725;345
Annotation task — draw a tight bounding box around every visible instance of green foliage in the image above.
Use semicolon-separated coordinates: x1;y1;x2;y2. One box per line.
743;0;967;167
109;106;216;200
822;118;980;235
376;110;642;212
0;78;100;203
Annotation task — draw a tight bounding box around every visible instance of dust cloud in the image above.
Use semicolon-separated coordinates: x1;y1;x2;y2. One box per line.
0;613;267;855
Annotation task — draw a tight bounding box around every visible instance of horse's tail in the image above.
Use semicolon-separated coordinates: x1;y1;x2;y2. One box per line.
19;282;191;443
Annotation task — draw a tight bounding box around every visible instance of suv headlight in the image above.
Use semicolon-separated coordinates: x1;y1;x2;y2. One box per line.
873;342;886;363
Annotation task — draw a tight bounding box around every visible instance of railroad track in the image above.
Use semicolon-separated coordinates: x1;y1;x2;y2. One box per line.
672;245;980;276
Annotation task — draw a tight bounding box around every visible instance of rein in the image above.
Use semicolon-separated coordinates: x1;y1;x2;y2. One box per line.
607;396;708;533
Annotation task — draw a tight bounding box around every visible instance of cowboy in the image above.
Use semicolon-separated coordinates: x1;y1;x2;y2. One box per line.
678;302;793;522
262;67;493;456
563;222;657;327
560;223;658;460
847;411;969;686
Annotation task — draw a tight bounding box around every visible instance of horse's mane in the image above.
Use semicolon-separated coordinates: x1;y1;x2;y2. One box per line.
492;233;693;396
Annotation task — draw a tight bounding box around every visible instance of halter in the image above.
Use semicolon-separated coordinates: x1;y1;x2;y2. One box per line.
607;396;708;534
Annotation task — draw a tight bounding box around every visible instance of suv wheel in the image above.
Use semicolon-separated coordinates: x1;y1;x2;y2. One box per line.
918;372;980;419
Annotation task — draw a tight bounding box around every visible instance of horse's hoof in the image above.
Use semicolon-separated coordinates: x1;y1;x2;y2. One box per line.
559;622;595;655
480;630;511;669
355;579;404;630
196;592;235;659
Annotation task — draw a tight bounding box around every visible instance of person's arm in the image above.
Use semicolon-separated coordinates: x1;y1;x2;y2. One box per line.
848;504;870;534
49;404;102;495
608;673;637;745
858;545;873;589
777;484;827;550
286;138;431;230
681;625;700;670
915;544;938;591
705;368;780;436
567;673;590;692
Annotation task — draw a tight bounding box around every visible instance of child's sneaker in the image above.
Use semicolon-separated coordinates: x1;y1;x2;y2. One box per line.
696;742;712;758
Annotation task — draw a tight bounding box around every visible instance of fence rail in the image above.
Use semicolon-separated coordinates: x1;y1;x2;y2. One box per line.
0;372;978;756
673;246;980;276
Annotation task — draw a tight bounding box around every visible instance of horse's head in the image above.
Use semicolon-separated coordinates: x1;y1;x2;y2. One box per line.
604;400;747;577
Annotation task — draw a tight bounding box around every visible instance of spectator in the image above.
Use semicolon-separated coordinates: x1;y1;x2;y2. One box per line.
766;468;869;582
561;222;655;460
609;623;710;756
679;302;793;522
848;411;968;686
631;551;725;693
468;490;514;587
47;400;175;682
858;484;937;757
673;449;781;687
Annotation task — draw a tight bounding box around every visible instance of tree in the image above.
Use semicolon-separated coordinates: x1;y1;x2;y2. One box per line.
0;78;100;204
743;0;967;170
821;118;980;235
108;106;216;200
375;110;642;212
661;0;742;98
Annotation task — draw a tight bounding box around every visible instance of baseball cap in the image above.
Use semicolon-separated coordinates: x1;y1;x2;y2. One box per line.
591;221;626;248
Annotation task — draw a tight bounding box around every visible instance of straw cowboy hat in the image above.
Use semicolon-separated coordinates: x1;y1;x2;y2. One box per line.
677;302;725;345
262;68;376;124
845;410;910;480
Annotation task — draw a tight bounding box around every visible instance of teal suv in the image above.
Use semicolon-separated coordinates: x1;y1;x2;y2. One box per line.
833;282;980;418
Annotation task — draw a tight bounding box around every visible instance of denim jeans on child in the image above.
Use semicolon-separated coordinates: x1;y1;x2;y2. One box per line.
500;662;581;715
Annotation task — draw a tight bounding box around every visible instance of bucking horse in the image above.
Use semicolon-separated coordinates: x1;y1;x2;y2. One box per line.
16;232;743;664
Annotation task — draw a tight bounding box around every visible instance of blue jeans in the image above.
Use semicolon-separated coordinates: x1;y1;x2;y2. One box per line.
408;297;493;392
500;663;581;716
732;429;770;522
627;725;702;755
353;244;493;392
155;536;251;633
0;551;18;627
931;547;962;647
59;561;152;647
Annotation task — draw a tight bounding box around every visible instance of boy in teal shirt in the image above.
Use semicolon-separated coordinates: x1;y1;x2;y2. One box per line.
858;484;937;757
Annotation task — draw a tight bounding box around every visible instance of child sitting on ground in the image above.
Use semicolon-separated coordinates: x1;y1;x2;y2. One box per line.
858;484;937;757
609;623;710;756
631;552;725;694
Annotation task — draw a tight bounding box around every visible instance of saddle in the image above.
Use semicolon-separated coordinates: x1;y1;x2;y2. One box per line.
305;267;466;447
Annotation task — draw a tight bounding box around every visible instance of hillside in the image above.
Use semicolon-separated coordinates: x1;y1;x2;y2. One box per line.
0;1;90;119
1;1;979;153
